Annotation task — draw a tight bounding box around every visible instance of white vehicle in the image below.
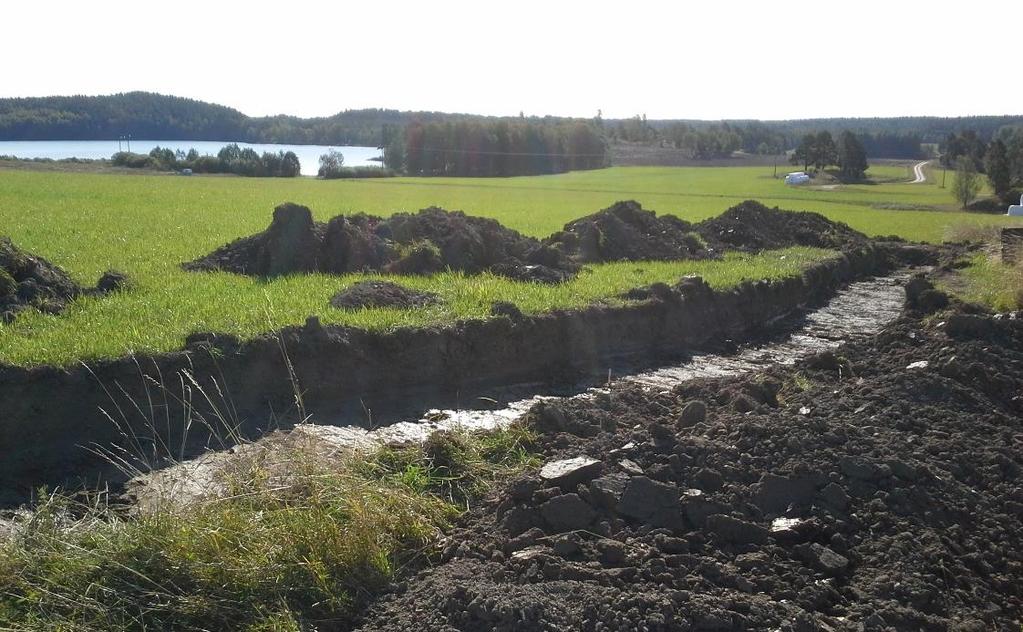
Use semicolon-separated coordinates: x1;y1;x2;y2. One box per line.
784;171;811;185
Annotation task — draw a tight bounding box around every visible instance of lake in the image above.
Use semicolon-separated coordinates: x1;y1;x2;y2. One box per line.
0;140;382;176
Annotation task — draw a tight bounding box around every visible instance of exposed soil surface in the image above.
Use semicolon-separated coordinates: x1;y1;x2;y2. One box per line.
0;237;81;322
185;203;578;283
696;200;868;252
330;280;440;310
546;201;713;263
354;282;1023;631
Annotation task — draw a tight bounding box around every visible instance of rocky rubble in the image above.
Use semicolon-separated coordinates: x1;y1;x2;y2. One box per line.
353;282;1023;631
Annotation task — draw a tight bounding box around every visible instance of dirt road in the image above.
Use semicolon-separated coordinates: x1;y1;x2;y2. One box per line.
910;160;930;184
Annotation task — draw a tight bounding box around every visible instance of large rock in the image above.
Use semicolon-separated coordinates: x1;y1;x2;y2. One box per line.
539;457;603;490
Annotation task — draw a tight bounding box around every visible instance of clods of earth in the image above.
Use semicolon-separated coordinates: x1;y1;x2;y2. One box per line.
0;236;127;323
184;200;868;285
330;280;441;310
353;279;1023;631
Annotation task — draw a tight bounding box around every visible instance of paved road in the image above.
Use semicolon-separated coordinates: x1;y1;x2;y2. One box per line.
909;160;930;184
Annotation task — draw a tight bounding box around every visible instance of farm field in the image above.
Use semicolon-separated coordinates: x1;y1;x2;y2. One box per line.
0;163;1019;367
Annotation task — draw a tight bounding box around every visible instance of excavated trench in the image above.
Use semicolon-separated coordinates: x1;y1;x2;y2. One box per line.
301;271;912;446
134;269;917;504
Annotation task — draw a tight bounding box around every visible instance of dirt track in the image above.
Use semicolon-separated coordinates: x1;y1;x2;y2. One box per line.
353;282;1023;631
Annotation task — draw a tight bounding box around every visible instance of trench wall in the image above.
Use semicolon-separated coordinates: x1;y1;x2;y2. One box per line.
0;244;920;502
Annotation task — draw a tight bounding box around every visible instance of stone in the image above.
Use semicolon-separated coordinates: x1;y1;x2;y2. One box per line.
752;473;816;514
798;543;849;576
539;493;595;532
692;468;724;492
683;498;728;527
539;456;603;489
589;473;629;512
705;514;769;544
679;400;708;426
617;476;684;529
820;482;850;510
840;456;886;481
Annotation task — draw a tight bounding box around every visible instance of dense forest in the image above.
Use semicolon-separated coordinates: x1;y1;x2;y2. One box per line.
384;120;607;176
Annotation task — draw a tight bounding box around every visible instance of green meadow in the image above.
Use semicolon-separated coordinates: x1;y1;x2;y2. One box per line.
0;163;1019;366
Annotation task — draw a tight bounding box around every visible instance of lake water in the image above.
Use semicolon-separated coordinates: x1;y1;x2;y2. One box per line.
0;140;382;176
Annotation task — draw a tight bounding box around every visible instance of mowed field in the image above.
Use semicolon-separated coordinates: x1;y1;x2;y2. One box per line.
0;163;1019;366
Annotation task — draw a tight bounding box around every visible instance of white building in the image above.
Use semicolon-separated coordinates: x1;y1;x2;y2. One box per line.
1008;193;1023;217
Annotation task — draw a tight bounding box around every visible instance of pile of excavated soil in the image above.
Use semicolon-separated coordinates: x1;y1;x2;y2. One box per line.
330;280;440;310
354;282;1022;631
0;237;81;323
185;203;578;283
186;201;875;290
546;201;714;263
696;200;868;252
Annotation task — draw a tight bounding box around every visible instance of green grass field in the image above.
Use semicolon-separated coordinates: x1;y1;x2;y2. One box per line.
1;162;1020;367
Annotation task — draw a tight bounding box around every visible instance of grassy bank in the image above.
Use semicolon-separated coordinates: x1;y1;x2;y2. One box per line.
941;252;1023;311
0;426;537;631
1;164;1020;366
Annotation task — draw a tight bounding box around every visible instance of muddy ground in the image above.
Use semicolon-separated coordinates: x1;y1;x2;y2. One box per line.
353;281;1023;631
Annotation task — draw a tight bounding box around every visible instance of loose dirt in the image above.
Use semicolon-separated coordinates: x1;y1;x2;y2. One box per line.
185;200;873;285
696;200;868;252
546;201;713;263
0;236;81;322
185;203;579;283
353;282;1023;631
330;280;440;310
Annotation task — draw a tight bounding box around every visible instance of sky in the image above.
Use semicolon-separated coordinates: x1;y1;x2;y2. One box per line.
4;0;1021;121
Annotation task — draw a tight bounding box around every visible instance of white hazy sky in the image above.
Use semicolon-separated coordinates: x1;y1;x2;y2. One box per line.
4;0;1021;120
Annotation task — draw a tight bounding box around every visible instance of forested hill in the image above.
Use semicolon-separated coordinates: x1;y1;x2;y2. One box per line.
2;92;1022;153
0;92;481;146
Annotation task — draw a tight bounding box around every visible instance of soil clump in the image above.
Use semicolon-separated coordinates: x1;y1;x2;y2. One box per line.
185;203;578;283
330;281;440;310
353;284;1023;631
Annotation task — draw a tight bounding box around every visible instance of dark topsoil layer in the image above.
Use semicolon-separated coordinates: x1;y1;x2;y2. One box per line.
353;282;1023;632
185;200;868;283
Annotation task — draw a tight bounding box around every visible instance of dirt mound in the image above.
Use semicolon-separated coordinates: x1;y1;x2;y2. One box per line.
330;281;440;310
353;290;1023;631
0;237;82;323
696;200;868;252
186;203;578;283
546;201;714;262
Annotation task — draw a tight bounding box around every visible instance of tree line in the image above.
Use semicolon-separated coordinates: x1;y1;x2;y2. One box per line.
384;120;608;177
942;128;1023;204
5;92;1023;162
112;144;301;177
